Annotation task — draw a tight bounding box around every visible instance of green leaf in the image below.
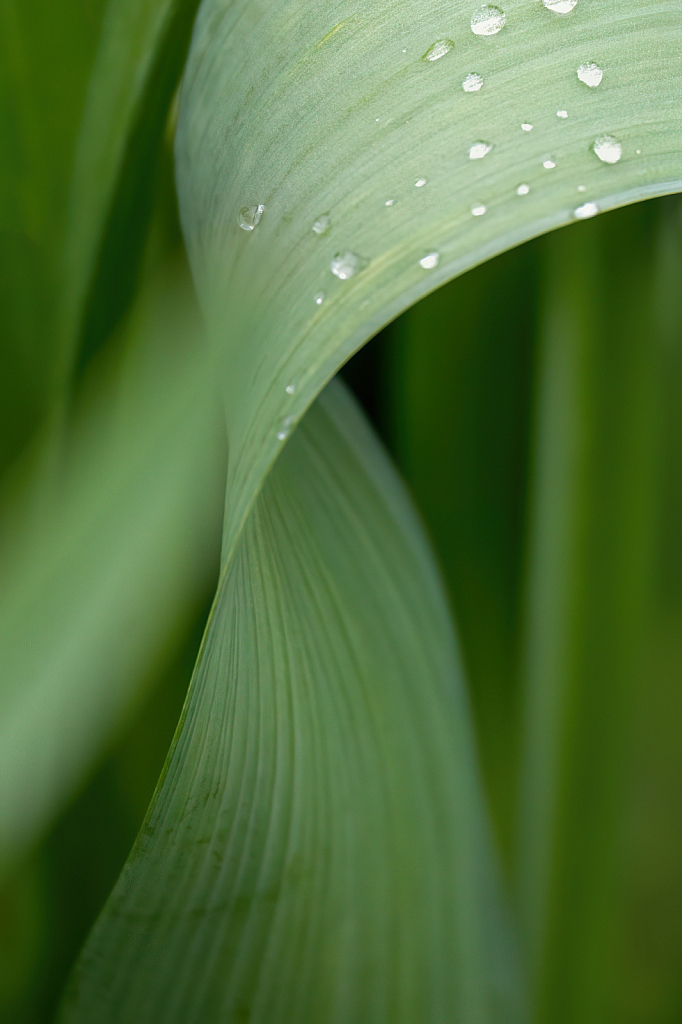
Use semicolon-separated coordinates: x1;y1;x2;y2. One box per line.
61;379;523;1023
0;264;225;877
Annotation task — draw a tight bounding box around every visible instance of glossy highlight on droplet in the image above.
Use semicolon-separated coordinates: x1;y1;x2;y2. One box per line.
543;0;577;12
419;252;440;269
238;204;264;231
470;5;506;35
471;203;487;216
557;110;568;119
330;251;366;280
384;199;395;206
314;291;325;306
577;62;603;87
574;201;599;219
592;134;622;164
521;123;533;132
516;183;530;195
543;158;556;169
312;213;331;235
415;178;427;188
462;72;484;92
469;141;493;160
277;415;295;441
423;39;454;61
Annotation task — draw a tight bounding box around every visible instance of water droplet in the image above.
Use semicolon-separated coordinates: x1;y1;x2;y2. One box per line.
543;0;577;12
574;201;599;219
402;47;408;53
285;383;296;395
312;213;331;235
238;204;264;231
592;134;622;164
516;183;530;195
277;415;295;441
423;39;454;61
384;199;395;206
577;62;603;87
543;158;556;169
330;251;366;280
415;177;427;187
471;203;487;216
577;185;587;192
521;123;533;132
469;141;493;160
375;117;380;122
314;291;325;305
470;5;506;35
557;109;568;119
463;72;484;92
419;252;440;269
636;148;642;155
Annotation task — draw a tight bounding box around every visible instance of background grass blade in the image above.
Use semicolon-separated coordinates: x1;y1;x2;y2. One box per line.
61;380;523;1023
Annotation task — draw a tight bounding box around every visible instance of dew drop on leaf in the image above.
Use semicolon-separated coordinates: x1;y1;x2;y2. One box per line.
574;201;599;219
471;203;487;216
423;39;454;61
469;141;493;159
516;183;530;195
312;213;331;235
592;134;622;163
238;204;264;230
577;62;603;87
462;72;484;92
521;122;533;132
384;198;396;206
557;109;568;119
470;5;506;36
543;0;577;13
419;252;440;269
330;251;366;280
415;177;427;187
543;158;557;169
314;291;325;305
277;415;295;441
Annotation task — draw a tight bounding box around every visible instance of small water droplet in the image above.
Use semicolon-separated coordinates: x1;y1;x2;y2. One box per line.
543;158;556;169
312;213;331;235
419;252;440;269
238;204;264;231
463;72;484;92
557;109;568;119
636;148;642;155
277;415;295;442
402;47;408;53
415;177;427;187
384;199;395;206
521;123;533;132
592;134;622;164
471;5;506;35
577;62;603;87
314;291;325;305
574;201;599;219
330;251;366;280
469;141;493;160
471;203;487;216
577;185;587;192
285;383;296;395
375;117;380;122
516;183;530;195
543;0;577;12
423;39;454;61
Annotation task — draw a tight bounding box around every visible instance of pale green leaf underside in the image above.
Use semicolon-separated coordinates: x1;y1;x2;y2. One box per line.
61;380;522;1023
176;0;682;556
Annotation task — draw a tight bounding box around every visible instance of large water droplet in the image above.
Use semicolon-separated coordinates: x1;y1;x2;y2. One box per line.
330;251;366;280
423;39;454;61
543;158;556;169
469;141;493;160
521;122;533;132
463;72;484;92
574;201;599;219
312;213;331;235
471;203;487;216
238;204;264;231
516;183;530;195
592;134;622;164
415;177;427;187
471;5;506;35
314;291;325;305
419;252;440;269
543;0;577;12
577;62;603;87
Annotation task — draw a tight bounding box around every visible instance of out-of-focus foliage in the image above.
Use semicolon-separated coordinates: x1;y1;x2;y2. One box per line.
1;0;682;1022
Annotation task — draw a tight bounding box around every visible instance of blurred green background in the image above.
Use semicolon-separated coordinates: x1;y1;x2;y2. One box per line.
2;0;682;1020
